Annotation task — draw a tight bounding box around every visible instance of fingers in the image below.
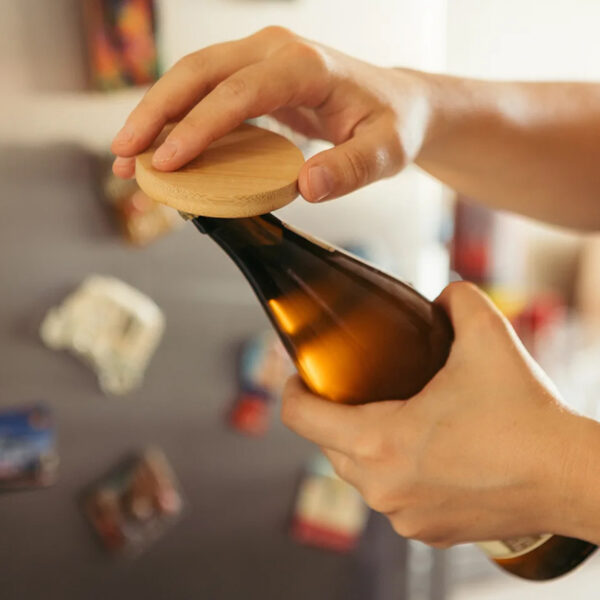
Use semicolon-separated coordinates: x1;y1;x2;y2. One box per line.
150;45;328;171
298;121;403;202
434;281;505;330
433;282;524;361
320;447;360;487
270;106;323;140
111;33;277;158
112;156;136;179
281;376;363;454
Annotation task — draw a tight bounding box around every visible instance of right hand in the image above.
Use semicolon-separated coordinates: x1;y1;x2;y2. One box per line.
281;282;594;547
111;26;431;202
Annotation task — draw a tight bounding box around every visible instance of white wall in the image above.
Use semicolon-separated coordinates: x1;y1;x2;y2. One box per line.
447;0;600;81
1;0;451;297
158;0;447;70
156;0;450;293
446;0;600;293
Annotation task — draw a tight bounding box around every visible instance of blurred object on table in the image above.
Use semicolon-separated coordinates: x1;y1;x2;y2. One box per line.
100;157;182;246
82;447;183;555
290;453;369;553
229;330;293;437
0;404;59;490
82;0;159;91
40;275;165;395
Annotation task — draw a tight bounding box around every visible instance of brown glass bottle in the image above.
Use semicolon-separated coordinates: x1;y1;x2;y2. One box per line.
191;212;596;579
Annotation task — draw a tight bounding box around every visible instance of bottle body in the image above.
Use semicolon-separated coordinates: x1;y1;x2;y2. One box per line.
192;212;596;579
194;213;452;404
478;535;597;580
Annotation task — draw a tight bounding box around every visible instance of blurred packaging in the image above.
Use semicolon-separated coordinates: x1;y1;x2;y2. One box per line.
229;331;293;437
101;158;181;246
451;197;495;285
486;287;567;359
40;275;165;395
0;404;59;490
82;0;159;91
82;447;183;555
290;454;369;553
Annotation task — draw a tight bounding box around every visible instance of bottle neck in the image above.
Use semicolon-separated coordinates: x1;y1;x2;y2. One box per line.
191;213;287;301
191;213;283;244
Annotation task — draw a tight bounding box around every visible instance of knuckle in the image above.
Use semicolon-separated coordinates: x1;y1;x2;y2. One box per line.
419;527;455;548
175;51;205;73
217;76;249;101
330;455;353;481
389;515;422;539
390;516;446;544
281;40;325;65
352;431;389;462
344;147;374;187
256;25;294;42
363;487;395;514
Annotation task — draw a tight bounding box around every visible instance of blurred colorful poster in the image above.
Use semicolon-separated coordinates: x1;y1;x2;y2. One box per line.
83;0;159;91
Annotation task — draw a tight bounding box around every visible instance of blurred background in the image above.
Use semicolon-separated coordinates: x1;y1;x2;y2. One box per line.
2;0;600;599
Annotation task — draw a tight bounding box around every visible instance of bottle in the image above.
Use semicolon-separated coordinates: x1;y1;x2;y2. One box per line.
191;212;596;579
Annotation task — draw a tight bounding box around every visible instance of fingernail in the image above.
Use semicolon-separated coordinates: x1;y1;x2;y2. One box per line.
308;165;333;202
153;141;178;165
113;125;134;145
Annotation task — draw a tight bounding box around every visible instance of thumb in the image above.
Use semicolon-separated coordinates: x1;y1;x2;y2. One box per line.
298;125;404;202
434;281;524;353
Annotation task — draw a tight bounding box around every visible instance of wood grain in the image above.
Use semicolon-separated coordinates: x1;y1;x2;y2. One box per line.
135;123;305;217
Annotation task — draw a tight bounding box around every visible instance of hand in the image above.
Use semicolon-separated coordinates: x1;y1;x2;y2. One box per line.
281;281;591;547
111;27;430;202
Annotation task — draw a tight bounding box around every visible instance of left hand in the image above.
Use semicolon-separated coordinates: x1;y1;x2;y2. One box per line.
281;281;589;547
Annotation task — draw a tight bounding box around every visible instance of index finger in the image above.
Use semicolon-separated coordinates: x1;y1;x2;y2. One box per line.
110;33;275;158
281;376;363;454
149;43;328;170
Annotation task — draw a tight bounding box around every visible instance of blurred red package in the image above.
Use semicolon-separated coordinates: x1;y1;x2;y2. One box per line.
290;454;368;553
82;447;183;556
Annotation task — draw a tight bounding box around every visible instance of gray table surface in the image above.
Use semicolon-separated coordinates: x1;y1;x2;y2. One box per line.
0;145;408;600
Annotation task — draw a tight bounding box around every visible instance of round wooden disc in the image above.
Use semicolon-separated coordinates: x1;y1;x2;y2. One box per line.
135;123;304;217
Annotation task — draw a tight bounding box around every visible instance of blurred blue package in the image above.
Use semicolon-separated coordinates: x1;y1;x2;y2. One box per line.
0;404;59;489
229;330;293;436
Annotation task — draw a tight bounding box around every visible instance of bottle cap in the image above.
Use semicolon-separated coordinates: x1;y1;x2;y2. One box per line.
135;124;304;217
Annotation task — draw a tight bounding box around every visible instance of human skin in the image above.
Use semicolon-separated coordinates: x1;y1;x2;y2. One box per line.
283;282;600;547
111;27;600;546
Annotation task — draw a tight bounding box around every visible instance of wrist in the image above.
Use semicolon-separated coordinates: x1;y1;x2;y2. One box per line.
409;70;488;169
389;67;440;165
403;68;457;165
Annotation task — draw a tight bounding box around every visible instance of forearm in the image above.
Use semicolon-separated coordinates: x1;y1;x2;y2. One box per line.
408;71;600;230
556;415;600;545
